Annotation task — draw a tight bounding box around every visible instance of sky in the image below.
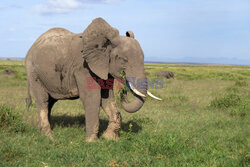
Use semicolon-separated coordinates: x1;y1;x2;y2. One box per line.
0;0;249;65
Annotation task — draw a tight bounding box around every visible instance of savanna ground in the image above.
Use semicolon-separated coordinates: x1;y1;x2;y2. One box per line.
0;61;249;167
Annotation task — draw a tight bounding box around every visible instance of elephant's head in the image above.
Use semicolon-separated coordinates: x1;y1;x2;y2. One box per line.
81;18;161;113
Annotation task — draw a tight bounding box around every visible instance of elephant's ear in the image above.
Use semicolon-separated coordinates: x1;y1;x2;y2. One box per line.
126;31;134;38
82;18;119;80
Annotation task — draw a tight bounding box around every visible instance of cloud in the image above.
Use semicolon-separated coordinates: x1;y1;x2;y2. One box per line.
99;0;117;3
8;27;16;32
34;0;83;14
0;3;4;9
82;0;117;3
33;0;118;14
9;4;23;9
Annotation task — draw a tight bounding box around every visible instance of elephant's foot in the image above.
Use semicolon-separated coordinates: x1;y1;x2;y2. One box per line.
101;100;121;140
39;109;53;139
41;127;54;139
102;129;119;140
102;114;121;141
85;134;98;142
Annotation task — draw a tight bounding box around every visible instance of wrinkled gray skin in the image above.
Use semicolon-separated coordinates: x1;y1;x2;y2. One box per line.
25;18;147;142
157;71;175;79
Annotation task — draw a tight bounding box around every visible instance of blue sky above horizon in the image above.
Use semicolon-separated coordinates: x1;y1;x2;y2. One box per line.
0;0;249;65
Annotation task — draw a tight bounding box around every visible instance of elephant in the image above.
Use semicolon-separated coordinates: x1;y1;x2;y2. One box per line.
157;71;175;79
25;18;161;142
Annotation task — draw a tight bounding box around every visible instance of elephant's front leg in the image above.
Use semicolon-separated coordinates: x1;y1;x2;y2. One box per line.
75;70;101;142
101;89;121;140
83;98;100;142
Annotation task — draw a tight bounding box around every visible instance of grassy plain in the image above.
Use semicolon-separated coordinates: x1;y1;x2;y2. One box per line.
0;61;249;166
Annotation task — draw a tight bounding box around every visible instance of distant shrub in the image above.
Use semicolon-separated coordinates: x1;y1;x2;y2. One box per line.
225;86;240;93
209;94;241;110
0;105;27;132
234;79;248;87
220;73;238;81
209;93;249;117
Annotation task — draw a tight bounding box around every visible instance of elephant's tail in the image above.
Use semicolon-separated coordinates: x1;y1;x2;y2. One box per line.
25;80;32;111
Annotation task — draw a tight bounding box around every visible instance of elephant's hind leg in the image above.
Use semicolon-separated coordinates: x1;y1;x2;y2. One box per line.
101;89;121;140
30;77;53;139
48;96;57;127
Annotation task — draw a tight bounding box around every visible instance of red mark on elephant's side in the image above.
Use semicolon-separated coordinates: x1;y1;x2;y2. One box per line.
86;77;124;89
86;77;99;89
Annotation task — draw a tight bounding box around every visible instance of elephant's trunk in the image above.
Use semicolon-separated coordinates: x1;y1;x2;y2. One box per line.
121;70;147;113
117;36;160;113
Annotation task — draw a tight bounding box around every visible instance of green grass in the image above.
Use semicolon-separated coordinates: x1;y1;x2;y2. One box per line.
0;61;249;166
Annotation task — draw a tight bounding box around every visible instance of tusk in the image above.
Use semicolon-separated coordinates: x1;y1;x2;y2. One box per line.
128;82;146;97
147;91;162;101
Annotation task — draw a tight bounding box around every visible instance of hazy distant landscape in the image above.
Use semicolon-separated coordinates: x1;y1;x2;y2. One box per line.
1;57;249;66
0;57;25;61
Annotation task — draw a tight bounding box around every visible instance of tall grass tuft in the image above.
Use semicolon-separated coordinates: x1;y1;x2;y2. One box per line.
0;105;27;132
234;79;248;87
209;94;241;109
209;93;249;117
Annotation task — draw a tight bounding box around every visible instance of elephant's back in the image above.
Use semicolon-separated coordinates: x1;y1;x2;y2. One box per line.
35;28;73;46
26;28;74;70
25;28;76;95
32;28;73;57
